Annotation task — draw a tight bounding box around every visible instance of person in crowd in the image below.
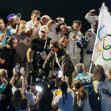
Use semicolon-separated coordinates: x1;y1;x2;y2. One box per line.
18;98;30;111
26;10;41;40
52;81;74;111
43;40;74;87
57;22;70;41
74;63;100;111
85;9;98;26
0;69;10;84
27;25;51;73
6;13;20;30
73;80;92;111
0;80;16;110
0;36;17;78
12;89;25;110
0;17;20;44
0;74;8;94
93;65;111;111
15;20;30;78
83;20;98;72
41;15;65;40
66;20;83;65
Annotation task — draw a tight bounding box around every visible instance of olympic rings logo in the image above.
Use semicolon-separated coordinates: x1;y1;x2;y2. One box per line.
97;25;111;61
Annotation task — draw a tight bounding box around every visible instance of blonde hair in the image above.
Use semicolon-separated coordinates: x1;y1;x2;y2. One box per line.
40;15;51;22
20;20;26;24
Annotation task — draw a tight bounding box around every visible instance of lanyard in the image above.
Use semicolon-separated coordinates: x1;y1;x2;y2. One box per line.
44;38;47;49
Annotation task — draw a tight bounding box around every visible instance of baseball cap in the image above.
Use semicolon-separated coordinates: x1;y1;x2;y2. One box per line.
7;14;17;21
40;25;49;33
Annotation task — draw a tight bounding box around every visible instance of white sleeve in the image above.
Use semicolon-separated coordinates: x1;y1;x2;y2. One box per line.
32;23;41;36
26;21;32;32
85;13;98;24
54;95;60;106
12;86;17;95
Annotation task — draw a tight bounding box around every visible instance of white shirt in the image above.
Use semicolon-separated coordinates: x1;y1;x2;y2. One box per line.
26;20;41;37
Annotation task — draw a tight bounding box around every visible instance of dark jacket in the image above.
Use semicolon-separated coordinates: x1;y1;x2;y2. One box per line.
43;48;74;77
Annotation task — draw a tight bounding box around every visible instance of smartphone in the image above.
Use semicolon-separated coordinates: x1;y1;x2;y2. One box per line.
15;64;20;71
58;70;63;78
20;67;25;74
17;13;21;18
72;31;75;34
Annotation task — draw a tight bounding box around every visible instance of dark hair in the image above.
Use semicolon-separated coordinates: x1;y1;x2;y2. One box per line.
20;98;29;110
73;80;87;101
93;65;106;82
6;36;17;46
12;89;25;107
55;77;61;88
56;22;67;33
60;81;68;104
50;40;61;49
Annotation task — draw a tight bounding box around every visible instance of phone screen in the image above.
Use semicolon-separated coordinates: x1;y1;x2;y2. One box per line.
58;70;63;78
15;64;20;71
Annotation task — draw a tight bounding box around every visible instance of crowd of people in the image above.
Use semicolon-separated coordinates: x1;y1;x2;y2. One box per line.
0;8;111;111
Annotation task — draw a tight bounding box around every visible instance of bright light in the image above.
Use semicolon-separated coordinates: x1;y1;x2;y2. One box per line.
35;86;43;92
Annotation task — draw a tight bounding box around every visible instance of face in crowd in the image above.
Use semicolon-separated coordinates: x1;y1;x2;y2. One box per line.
60;24;67;34
39;29;48;40
31;13;40;23
19;23;26;35
92;21;98;33
50;43;58;52
72;23;81;32
12;39;18;49
0;19;5;30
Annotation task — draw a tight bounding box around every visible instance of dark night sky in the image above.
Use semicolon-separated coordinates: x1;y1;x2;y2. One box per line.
0;0;111;33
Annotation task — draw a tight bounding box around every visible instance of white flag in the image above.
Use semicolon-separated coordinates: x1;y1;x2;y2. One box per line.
91;3;111;73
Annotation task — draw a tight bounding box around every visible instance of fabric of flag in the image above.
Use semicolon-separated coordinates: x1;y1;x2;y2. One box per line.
91;3;111;73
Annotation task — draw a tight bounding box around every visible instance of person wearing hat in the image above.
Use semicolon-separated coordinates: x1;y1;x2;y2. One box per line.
6;13;20;30
0;15;20;44
27;25;51;74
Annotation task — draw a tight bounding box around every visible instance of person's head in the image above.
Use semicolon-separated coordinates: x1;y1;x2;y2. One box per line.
92;20;98;33
20;98;29;110
55;77;62;88
31;10;41;22
0;69;8;79
72;20;82;32
57;22;67;34
7;14;17;26
19;20;26;34
6;36;17;49
41;15;51;25
0;18;5;30
75;63;85;74
93;65;106;82
50;40;61;52
12;89;25;107
59;81;68;104
73;80;87;100
39;25;49;40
